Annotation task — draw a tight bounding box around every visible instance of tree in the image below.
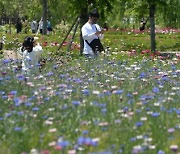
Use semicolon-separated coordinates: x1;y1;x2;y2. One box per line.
42;0;47;35
0;0;16;33
147;0;167;52
159;0;180;28
125;0;167;52
148;1;156;52
110;0;179;52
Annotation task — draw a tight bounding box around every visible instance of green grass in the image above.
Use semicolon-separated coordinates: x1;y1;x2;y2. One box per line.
1;27;180;58
0;26;180;153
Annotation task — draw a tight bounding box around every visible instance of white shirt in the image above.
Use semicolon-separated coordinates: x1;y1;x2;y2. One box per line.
30;21;37;30
39;20;43;29
81;22;104;55
18;44;43;74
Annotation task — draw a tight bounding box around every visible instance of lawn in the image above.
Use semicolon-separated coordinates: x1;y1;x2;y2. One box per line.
1;26;180;56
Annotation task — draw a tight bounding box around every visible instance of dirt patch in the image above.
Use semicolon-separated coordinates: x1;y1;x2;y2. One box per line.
3;50;22;60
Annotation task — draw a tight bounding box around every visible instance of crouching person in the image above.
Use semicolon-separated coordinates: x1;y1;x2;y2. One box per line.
18;36;43;74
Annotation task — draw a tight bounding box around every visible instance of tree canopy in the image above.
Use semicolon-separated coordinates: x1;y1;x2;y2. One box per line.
0;0;179;28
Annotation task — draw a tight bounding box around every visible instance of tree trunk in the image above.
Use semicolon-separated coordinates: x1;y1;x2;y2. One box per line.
9;16;12;34
79;8;89;55
149;3;156;53
42;0;47;35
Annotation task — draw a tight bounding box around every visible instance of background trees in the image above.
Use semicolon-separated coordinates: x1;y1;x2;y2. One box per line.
0;0;179;52
0;0;179;28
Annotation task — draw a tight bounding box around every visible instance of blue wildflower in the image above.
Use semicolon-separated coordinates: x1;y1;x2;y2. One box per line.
162;76;169;81
99;103;106;107
160;106;166;111
32;107;40;111
101;108;107;114
128;99;134;104
152;112;160;117
84;137;92;145
91;140;98;146
113;90;123;94
57;140;70;147
25;102;32;107
82;89;90;95
82;130;89;135
74;78;82;83
139;72;146;78
42;115;48;119
14;127;22;131
17;75;25;81
36;63;41;66
5;76;11;80
123;107;129;112
104;91;111;96
2;95;8;99
153;87;160;93
97;151;113;154
59;74;66;79
72;100;80;106
167;109;173;114
54;91;61;96
176;110;180;115
46;71;54;76
136;109;142;113
62;104;68;109
127;93;133;98
135;121;143;127
2;59;11;64
92;101;99;106
77;136;85;145
142;101;148;104
44;97;50;101
53;65;58;69
140;94;154;100
10;90;17;95
171;64;176;70
14;98;21;106
130;137;137;142
157;150;165;154
5;113;12;117
17;111;24;116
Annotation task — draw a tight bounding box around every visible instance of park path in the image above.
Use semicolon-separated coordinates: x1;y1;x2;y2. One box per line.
3;50;21;59
159;51;180;57
2;50;179;60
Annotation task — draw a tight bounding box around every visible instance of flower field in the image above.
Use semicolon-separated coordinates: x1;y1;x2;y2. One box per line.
0;28;180;154
0;54;180;154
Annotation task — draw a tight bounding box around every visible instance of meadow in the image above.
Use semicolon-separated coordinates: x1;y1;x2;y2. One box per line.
0;26;180;154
